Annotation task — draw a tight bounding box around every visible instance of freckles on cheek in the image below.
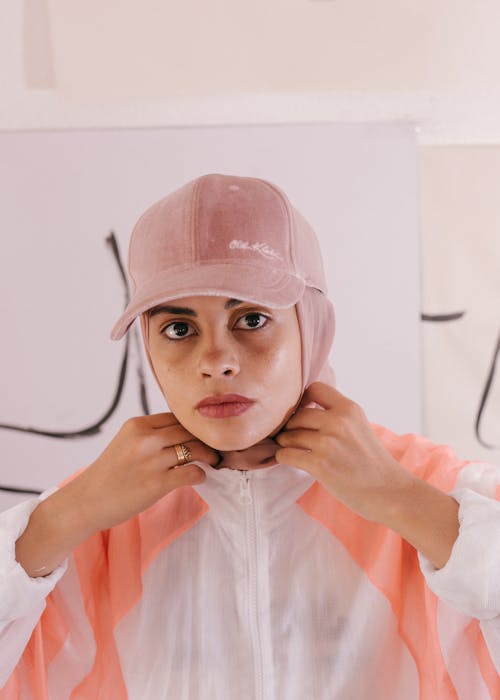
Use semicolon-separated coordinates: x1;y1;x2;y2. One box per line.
262;334;301;396
269;345;296;371
161;365;180;390
155;361;180;399
268;343;288;367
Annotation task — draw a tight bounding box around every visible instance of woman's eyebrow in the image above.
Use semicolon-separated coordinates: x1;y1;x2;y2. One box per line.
149;298;244;318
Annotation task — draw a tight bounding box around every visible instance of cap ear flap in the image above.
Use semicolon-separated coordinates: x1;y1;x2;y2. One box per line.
295;288;336;390
139;312;168;398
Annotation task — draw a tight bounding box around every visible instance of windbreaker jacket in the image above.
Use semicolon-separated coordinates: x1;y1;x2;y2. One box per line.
1;423;500;699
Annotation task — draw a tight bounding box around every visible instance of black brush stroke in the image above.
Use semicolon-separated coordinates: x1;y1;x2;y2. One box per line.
0;484;42;495
0;231;151;495
0;335;129;439
422;308;499;450
475;327;500;449
421;311;466;322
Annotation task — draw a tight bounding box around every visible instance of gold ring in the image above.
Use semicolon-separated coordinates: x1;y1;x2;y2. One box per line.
173;443;192;466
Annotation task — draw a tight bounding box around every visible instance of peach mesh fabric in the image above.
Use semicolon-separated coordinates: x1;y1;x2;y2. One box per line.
465;620;500;697
2;255;499;693
2;426;500;698
1;276;339;696
297;423;461;700
297;422;500;700
0;486;207;699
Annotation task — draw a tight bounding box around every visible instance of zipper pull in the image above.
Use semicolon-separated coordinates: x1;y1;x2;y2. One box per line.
239;470;252;504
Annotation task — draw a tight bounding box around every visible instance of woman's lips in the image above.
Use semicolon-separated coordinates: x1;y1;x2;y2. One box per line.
197;401;255;418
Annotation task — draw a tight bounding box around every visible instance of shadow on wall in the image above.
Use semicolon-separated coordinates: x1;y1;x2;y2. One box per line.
22;0;56;90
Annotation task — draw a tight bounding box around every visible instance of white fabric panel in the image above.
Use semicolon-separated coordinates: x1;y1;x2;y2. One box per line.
2;460;500;697
436;601;490;700
46;558;96;699
115;463;419;700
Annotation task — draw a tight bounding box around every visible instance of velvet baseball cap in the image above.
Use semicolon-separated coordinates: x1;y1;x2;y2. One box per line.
110;173;329;341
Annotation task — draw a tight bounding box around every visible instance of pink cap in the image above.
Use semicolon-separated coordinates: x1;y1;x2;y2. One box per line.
110;173;329;341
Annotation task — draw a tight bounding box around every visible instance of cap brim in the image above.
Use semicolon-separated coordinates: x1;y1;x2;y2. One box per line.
109;263;305;340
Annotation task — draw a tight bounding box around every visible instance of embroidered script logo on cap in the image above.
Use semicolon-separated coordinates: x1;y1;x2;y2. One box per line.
229;239;283;262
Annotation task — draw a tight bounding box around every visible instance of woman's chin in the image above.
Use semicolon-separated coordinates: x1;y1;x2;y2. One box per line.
203;436;261;452
196;427;270;452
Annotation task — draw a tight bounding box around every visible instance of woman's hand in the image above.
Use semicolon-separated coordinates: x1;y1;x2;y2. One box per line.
274;382;460;569
15;413;220;577
274;382;410;523
69;412;220;534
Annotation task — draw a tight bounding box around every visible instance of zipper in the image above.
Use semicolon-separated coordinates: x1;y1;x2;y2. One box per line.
238;469;264;699
239;469;252;504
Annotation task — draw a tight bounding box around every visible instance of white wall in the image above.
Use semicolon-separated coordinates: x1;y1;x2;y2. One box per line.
3;1;500;143
0;123;420;510
1;1;499;500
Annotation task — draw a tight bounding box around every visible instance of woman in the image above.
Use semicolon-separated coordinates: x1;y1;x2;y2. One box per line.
1;173;500;698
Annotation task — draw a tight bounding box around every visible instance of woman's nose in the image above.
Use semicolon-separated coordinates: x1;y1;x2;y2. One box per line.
197;335;240;378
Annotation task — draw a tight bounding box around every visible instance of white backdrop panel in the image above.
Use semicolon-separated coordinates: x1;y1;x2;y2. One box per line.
0;123;419;510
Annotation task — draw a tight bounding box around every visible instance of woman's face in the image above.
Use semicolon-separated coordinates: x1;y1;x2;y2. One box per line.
146;295;302;451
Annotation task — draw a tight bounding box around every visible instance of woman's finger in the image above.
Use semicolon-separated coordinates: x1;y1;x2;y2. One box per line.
148;424;198;450
274;446;317;475
163;462;207;488
150;439;220;471
276;428;319;451
135;412;180;429
281;407;326;431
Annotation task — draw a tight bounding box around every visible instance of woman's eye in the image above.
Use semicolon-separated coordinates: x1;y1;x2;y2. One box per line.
160;313;268;340
162;321;194;340
235;313;268;330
